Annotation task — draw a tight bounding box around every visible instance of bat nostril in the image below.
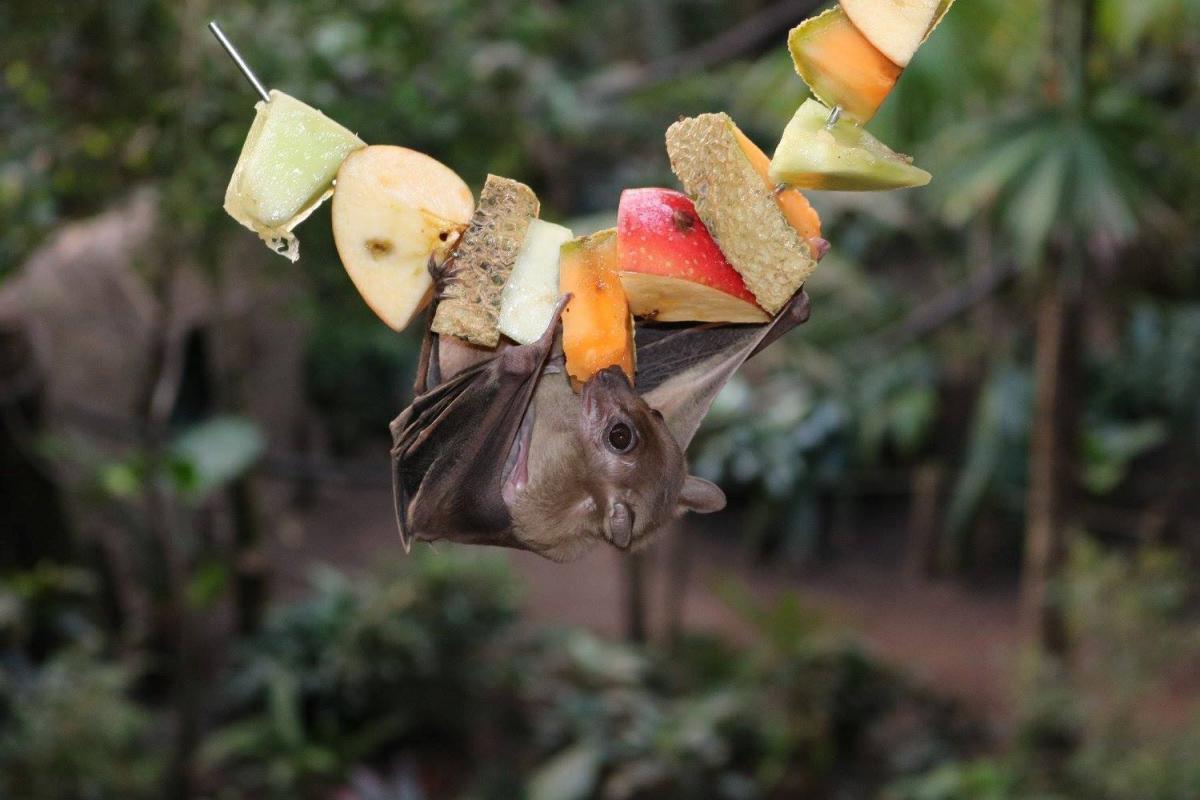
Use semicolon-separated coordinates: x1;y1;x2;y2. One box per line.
606;501;634;549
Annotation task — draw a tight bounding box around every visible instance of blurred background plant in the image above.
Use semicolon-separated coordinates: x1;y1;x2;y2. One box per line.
2;0;1198;797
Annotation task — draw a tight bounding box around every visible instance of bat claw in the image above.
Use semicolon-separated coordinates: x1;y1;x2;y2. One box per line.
428;255;459;299
785;289;812;325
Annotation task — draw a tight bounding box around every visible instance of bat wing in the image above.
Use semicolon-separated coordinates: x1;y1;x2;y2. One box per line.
391;299;567;549
636;289;811;449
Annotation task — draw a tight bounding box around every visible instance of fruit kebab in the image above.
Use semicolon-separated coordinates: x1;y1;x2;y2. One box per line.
775;0;956;191
210;21;366;262
209;21;478;335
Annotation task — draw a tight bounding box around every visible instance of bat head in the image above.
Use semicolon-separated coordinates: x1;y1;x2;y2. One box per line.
512;365;725;561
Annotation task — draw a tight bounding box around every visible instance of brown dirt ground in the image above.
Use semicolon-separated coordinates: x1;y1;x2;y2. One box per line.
269;472;1023;731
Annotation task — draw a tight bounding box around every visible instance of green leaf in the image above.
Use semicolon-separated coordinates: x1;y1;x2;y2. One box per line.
528;743;604;800
186;561;231;610
1081;419;1167;494
1004;142;1068;267
938;118;1050;226
169;416;265;501
96;460;143;499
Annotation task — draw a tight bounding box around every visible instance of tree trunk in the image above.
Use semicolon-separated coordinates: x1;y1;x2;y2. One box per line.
623;551;648;644
662;521;690;645
230;474;267;636
904;462;944;583
0;322;75;571
1021;270;1081;657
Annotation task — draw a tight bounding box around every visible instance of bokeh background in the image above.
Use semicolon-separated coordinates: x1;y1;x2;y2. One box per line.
2;0;1199;798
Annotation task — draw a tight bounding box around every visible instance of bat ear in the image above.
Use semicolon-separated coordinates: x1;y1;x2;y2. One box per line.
678;475;726;515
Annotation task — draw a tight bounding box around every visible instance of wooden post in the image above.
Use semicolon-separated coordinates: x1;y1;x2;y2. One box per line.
0;320;75;571
904;462;944;582
623;551;648;644
1021;270;1080;657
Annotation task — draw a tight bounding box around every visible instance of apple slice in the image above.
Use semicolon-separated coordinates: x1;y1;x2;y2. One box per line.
225;90;365;261
332;146;474;331
788;7;902;125
840;0;938;68
840;0;958;67
560;229;635;386
499;219;574;345
616;189;768;324
770;98;931;191
666;113;818;315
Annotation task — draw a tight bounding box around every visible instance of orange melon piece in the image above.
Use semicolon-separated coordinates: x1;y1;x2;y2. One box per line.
559;229;635;386
788;7;902;125
732;128;822;240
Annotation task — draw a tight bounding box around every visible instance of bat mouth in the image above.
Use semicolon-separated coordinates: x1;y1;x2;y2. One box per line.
501;405;535;507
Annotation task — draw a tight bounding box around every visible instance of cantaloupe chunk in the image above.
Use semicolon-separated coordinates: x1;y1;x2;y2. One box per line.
788;7;902;125
732;128;822;240
559;229;635;386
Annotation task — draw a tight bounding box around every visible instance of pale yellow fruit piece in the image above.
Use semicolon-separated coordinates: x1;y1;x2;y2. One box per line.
619;272;769;324
224;90;365;261
499;220;573;345
332;146;474;331
839;0;942;67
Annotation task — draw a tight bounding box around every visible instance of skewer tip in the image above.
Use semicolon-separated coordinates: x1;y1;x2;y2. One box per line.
208;19;271;104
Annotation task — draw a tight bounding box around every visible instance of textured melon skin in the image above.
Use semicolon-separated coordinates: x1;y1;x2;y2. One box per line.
432;175;540;347
665;113;817;315
224;90;365;261
769;99;931;191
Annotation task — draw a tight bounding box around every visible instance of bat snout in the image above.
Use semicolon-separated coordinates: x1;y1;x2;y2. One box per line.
605;500;635;550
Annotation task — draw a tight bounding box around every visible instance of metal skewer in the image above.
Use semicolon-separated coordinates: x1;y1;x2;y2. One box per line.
208;20;271;103
774;104;846;196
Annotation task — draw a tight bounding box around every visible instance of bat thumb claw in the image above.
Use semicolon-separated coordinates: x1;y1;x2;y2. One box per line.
391;455;412;552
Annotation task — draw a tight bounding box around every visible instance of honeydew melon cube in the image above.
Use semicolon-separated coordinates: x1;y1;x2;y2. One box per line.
498;220;574;345
224;90;365;261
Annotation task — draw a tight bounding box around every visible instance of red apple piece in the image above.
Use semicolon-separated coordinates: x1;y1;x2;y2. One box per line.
616;188;769;324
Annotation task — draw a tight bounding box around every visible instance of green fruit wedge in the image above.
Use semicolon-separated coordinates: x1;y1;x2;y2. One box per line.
769;99;931;191
224;90;366;261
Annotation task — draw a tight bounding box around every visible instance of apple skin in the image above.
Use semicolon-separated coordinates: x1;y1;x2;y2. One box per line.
617;189;763;310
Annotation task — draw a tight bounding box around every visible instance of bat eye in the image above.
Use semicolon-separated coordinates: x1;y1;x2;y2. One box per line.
607;422;635;453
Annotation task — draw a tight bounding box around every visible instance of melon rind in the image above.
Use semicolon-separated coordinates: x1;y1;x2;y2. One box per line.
769;98;931;191
666;113;816;315
432;175;540;348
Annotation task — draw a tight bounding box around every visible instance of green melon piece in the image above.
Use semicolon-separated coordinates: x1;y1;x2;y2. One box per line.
665;113;816;315
769;98;931;191
432;175;540;347
224;90;365;261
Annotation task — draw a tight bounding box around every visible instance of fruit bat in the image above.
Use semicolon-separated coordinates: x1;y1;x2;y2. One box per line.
390;289;812;562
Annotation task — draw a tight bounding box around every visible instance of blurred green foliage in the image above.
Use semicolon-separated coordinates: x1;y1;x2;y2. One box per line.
4;0;1200;797
890;538;1200;800
0;649;164;800
198;552;977;799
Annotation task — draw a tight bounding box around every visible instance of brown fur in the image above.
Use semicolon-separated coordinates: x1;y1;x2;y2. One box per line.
511;367;722;561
